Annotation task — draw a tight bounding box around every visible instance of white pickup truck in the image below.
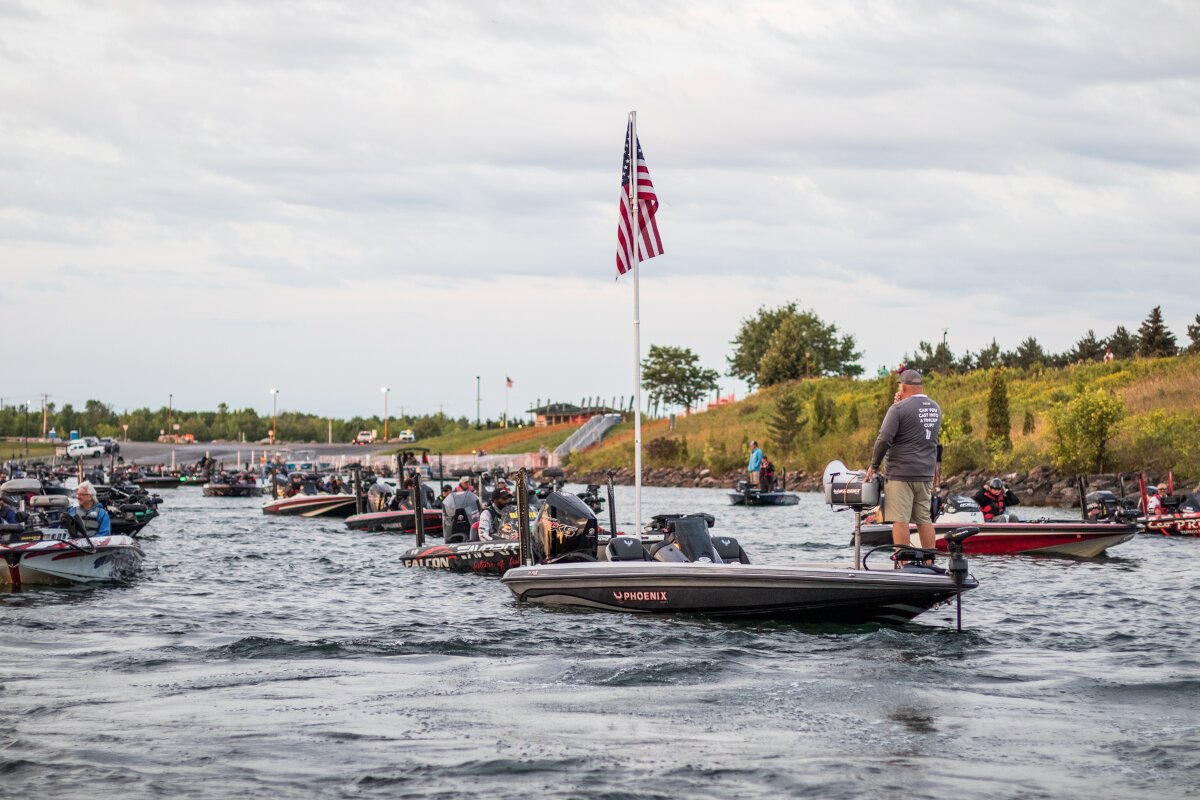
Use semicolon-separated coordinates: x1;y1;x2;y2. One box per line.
353;430;377;445
57;437;105;459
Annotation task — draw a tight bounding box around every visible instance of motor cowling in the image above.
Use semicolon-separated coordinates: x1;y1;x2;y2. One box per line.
532;492;597;563
442;491;481;542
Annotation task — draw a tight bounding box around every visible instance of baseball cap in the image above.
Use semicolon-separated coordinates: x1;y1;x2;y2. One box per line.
899;369;924;385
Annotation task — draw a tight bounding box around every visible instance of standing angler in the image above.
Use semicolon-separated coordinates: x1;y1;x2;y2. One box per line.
864;370;942;552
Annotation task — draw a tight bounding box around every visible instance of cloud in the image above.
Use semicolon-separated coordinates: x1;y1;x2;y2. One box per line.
1;0;1198;417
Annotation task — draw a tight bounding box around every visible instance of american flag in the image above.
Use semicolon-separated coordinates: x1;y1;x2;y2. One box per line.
616;121;664;276
506;376;513;388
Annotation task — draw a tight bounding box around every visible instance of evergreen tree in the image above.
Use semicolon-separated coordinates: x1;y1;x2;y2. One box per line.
986;370;1012;450
1011;336;1047;369
767;392;807;455
812;391;837;436
1022;409;1036;435
1187;314;1200;354
1106;325;1138;359
959;408;973;437
1070;329;1106;362
1136;306;1178;358
975;339;1002;370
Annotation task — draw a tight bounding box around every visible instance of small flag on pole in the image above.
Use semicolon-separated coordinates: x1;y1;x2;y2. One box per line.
616;122;663;276
506;376;513;388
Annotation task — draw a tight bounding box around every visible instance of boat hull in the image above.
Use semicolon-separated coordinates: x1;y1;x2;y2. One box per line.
203;484;264;497
2;535;144;588
1141;514;1200;537
727;491;800;506
345;508;443;533
262;494;360;518
402;540;521;575
502;562;973;625
858;521;1138;557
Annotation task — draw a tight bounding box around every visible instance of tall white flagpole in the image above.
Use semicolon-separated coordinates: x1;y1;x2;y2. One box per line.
629;110;643;532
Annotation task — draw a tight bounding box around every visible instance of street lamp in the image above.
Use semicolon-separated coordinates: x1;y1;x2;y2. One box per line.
25;400;31;457
381;387;390;442
167;393;173;443
270;388;279;444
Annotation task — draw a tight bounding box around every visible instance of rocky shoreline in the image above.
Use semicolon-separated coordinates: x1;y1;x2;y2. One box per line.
563;464;1177;508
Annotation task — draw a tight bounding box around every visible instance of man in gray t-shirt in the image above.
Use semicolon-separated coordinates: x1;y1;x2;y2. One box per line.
864;370;942;550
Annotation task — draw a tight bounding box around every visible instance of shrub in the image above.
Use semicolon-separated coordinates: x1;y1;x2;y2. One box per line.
1049;389;1125;474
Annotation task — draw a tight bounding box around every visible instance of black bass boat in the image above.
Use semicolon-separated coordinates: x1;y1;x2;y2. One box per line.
202;472;264;498
727;481;800;506
345;482;443;533
501;466;979;627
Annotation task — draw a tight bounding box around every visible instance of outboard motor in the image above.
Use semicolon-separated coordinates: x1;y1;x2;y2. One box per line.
576;484;605;513
1085;490;1137;522
441;491;481;543
939;495;985;523
531;492;598;563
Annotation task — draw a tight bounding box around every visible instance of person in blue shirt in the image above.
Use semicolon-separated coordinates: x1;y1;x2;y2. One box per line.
68;481;111;537
747;441;763;488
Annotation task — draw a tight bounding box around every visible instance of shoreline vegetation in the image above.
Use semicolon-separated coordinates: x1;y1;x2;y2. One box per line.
563;353;1200;507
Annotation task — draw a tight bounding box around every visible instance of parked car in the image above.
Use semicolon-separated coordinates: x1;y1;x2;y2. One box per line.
99;436;120;454
353;430;376;445
66;439;105;459
398;429;416;443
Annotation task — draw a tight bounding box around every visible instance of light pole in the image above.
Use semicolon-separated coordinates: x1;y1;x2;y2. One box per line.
381;387;390;442
476;375;481;429
167;393;173;442
25;400;31;457
270;388;279;444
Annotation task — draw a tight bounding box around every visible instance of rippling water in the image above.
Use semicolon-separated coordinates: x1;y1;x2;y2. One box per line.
2;485;1198;799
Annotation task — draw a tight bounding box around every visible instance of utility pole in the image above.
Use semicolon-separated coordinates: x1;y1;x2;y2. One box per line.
475;376;481;428
41;393;48;436
167;393;173;442
941;328;949;373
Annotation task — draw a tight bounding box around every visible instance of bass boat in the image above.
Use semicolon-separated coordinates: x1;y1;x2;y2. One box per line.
856;492;1137;557
501;466;980;628
1;495;143;588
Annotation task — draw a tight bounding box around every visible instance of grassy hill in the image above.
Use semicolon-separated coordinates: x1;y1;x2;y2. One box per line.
567;354;1200;483
400;422;576;456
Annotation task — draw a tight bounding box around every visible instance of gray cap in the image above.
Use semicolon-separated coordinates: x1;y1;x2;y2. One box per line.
899;369;924;385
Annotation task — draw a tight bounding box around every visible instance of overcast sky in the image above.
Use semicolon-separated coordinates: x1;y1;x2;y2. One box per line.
2;0;1197;421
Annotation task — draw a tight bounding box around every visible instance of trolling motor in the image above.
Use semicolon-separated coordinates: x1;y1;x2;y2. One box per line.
944;526;979;632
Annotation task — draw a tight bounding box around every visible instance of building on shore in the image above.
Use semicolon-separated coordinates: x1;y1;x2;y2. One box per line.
528;402;622;428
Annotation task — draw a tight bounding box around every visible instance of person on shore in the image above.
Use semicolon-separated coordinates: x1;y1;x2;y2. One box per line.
864;370;942;553
974;478;1021;522
68;481;111;538
747;441;763;488
477;489;514;541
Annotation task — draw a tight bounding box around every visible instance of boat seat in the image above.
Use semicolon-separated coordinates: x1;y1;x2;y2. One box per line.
606;535;651;561
710;534;750;564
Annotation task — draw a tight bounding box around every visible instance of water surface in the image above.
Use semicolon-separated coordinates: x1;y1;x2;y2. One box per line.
2;485;1197;798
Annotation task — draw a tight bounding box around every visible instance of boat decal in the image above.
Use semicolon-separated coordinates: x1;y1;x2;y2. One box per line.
612;590;668;603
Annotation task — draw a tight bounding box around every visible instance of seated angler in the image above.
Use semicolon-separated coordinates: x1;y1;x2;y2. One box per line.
974;478;1021;522
477;488;515;541
69;481;112;537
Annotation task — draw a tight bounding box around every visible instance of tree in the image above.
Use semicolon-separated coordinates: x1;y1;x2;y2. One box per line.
1049;389;1125;473
1022;409;1036;435
812;390;837;436
1069;329;1106;363
986;370;1011;450
959;408;973;437
975;339;1002;370
1006;337;1047;370
1187;314;1200;354
728;302;862;387
1136;306;1178;358
1106;325;1138;359
767;392;807;455
642;344;719;412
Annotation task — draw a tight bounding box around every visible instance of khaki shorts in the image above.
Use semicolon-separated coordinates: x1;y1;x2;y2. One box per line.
748;470;760;486
883;479;933;525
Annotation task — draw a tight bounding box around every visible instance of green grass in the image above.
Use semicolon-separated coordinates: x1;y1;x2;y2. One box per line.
392;423;576;456
1;441;59;460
